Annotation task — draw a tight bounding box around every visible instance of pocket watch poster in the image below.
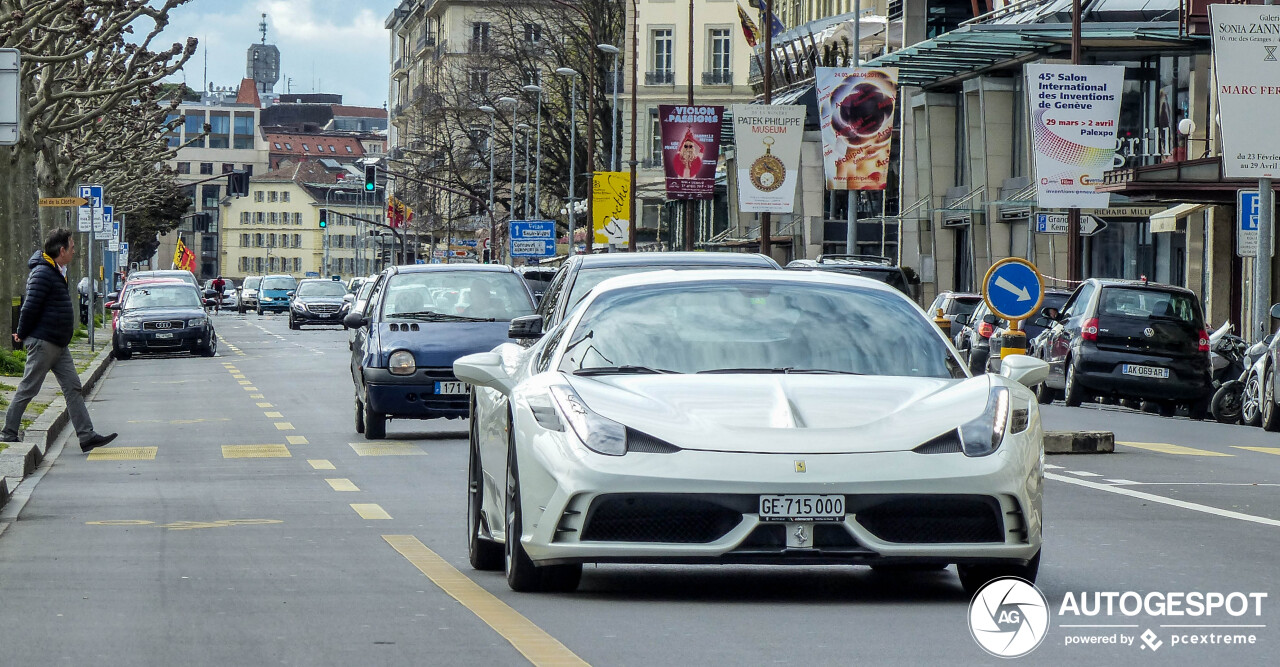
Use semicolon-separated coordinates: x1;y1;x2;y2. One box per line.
660;105;724;199
731;104;806;212
816;67;899;191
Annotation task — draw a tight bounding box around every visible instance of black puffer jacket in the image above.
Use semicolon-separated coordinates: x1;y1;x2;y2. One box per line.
16;251;75;347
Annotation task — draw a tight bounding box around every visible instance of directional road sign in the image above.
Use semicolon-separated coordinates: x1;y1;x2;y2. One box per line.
1035;213;1107;236
39;197;89;207
982;257;1045;322
1239;190;1260;257
509;220;556;258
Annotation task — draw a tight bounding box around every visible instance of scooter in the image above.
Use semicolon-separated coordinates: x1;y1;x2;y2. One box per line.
1212;333;1272;424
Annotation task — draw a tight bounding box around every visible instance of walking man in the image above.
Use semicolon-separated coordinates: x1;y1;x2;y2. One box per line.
1;229;117;451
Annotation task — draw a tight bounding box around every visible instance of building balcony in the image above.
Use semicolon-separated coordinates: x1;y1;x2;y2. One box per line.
702;71;733;86
641;157;662;169
645;71;674;86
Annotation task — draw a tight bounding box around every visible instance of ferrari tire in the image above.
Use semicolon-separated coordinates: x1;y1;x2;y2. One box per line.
957;552;1040;597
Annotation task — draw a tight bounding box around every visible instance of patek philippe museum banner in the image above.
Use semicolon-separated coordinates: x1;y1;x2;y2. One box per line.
815;67;899;191
659;105;724;200
1025;64;1125;208
731;104;806;212
1211;4;1280;179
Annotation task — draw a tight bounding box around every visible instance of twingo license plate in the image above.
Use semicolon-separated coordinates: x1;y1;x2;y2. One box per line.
759;495;845;522
434;381;466;395
1122;364;1169;379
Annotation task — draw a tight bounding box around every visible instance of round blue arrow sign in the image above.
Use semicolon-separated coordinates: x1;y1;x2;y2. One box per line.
982;258;1044;322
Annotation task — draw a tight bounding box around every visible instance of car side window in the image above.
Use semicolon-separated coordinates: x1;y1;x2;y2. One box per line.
537;266;570;326
533;322;569;374
1062;283;1095;319
364;276;387;318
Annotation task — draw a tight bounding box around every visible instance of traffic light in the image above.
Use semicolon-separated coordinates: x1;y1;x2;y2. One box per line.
318;208;328;228
364;164;377;192
227;171;249;197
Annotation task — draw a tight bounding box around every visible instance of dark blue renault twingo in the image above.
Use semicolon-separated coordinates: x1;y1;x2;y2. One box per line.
345;264;536;439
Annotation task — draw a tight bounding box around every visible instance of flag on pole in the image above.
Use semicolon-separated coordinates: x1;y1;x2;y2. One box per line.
736;3;760;47
173;238;196;272
765;7;786;37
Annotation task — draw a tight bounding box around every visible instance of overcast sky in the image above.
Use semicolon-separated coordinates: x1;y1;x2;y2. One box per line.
150;0;398;108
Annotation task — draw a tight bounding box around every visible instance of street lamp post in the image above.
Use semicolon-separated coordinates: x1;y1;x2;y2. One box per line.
555;67;580;255
523;82;544;218
597;44;620;173
479;104;497;263
498;96;518;265
518;123;531;220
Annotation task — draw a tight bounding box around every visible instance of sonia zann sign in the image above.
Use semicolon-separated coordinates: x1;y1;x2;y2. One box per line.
1211;5;1280;179
731;104;805;212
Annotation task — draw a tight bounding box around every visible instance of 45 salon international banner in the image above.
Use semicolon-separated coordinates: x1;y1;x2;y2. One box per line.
816;67;899;191
1025;64;1125;208
731;104;805;212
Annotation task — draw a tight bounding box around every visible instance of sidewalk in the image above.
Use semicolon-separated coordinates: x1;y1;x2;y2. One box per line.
0;321;114;507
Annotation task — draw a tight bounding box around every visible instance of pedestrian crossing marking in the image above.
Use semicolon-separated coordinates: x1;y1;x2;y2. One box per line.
286;435;308;445
326;478;360;492
351;503;391;520
231;374;246;379
1118;441;1233;457
274;422;294;431
349;443;426;456
383;535;589;667
308;459;335;470
1233;446;1280;456
264;411;283;418
242;386;258;391
256;402;273;408
249;394;264;399
237;380;252;385
222;444;291;458
88;447;158;461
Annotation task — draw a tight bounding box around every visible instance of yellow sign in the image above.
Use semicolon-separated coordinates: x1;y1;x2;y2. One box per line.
39;197;89;207
592;171;630;245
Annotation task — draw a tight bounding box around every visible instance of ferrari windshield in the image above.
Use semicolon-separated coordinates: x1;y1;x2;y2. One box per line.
559;280;963;378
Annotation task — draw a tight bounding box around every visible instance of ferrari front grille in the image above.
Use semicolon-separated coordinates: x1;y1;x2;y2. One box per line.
855;495;1004;543
580;494;742;543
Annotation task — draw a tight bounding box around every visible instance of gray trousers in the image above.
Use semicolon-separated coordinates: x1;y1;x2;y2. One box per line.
2;338;95;443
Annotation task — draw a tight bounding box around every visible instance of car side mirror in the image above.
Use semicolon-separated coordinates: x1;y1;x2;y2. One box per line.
107;302;119;311
454;352;514;395
203;299;216;307
343;312;366;329
999;355;1050;388
1270;303;1280;320
508;314;544;339
203;289;217;298
343;294;355;303
982;313;999;325
953;313;970;326
1040;306;1060;322
106;292;119;303
287;291;296;298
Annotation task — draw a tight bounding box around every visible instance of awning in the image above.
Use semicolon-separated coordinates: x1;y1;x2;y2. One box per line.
1150;203;1209;233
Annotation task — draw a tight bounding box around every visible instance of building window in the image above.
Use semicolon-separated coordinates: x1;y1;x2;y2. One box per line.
241;233;250;247
281;191;290;202
651;29;674;82
233;112;255;149
222;163;234;174
208;111;230;149
336;235;345;249
292;233;301;248
273;142;281;149
329;145;336;152
255;212;265;224
269;191;279;203
244;165;253;175
202;185;220;209
469;69;489;94
471;22;491;52
254;233;264;247
199;162;214;175
709;29;731;82
254;190;264;202
294;258;302;272
255;257;264;272
184;112;205;145
524;23;542;44
293;212;302;225
239;257;248;272
269;257;277;272
176;162;191;174
269;212;278;225
345;146;353;153
302;144;310;152
240;212;249;224
650;108;662;161
284;142;292;150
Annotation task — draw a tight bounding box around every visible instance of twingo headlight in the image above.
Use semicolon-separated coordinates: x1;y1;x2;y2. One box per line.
959;386;1011;457
549;385;626;456
388;349;416;376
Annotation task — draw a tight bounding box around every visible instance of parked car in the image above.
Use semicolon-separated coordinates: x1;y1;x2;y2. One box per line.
239;275;262;313
515;266;558;304
953;301;997;374
926;291;982;324
256;274;297;315
289;278;350;329
347;275;381;350
106;278;187;332
455;269;1046;594
1037;279;1213;417
535;252;781;332
127;269;199;290
109;282;217;359
785;255;911;295
345;264;537;439
986;289;1072;373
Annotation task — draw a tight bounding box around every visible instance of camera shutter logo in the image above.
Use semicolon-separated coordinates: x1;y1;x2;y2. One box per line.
968;577;1050;658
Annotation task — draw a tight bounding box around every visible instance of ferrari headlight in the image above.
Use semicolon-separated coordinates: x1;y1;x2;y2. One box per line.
388;349;416;375
122;319;142;331
549;385;626;456
959;386;1010;457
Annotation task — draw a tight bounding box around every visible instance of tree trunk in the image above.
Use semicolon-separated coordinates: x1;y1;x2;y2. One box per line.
0;144;39;344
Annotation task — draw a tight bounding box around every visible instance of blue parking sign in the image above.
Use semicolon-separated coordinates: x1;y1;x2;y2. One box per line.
1239;190;1260;257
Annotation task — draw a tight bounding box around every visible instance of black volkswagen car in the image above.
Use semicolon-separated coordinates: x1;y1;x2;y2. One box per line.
289;278;350;329
110;283;216;359
1037;279;1212;417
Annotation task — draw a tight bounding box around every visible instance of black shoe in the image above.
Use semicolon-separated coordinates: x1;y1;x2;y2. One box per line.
81;433;118;452
0;435;19;443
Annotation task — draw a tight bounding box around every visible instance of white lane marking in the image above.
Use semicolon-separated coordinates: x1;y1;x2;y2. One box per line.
1105;479;1138;485
1046;472;1280;528
1065;470;1102;477
1043;463;1063;470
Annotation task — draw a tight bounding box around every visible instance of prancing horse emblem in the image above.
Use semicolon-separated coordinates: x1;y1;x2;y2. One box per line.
793;525;809;546
794;460;806;473
1144;327;1155;337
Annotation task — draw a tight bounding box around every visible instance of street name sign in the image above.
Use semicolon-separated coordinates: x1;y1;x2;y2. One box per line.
1034;213;1107;236
1239;189;1260;257
982;257;1045;322
39;197;89;207
509;220;556;258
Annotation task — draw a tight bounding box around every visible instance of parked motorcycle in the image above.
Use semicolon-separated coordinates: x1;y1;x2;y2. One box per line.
1212;332;1272;424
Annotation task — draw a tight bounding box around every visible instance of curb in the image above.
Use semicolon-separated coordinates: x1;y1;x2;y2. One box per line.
0;345;113;508
1045;430;1115;454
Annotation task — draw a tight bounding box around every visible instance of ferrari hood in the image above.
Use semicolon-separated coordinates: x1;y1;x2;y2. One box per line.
564;373;993;454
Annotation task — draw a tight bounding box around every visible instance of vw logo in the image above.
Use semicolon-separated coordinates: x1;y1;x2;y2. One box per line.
1144;327;1155;337
968;577;1049;658
154;322;171;329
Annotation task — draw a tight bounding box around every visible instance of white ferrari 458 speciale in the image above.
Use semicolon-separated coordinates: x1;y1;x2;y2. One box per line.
455;269;1048;593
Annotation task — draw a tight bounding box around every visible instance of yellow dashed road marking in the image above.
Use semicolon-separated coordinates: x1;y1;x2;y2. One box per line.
256;402;273;408
1118;441;1233;457
237;380;252;385
351;503;391;520
264;411;283;418
232;374;246;379
308;459;335;470
242;386;258;391
274;422;295;431
222;444;291;458
286;435;308;445
249;393;264;399
349;443;426;456
88;447;158;461
1233;446;1280;456
326;478;360;492
383;535;589;667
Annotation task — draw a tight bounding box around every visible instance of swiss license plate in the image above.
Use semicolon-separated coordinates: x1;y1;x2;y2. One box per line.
434;381;466;395
1122;364;1169;379
759;495;845;522
154;332;174;339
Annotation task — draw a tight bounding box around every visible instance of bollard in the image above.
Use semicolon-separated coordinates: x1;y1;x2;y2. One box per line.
1000;326;1027;359
934;308;951;338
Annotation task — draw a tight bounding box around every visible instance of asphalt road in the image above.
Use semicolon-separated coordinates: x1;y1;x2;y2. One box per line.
0;310;1276;666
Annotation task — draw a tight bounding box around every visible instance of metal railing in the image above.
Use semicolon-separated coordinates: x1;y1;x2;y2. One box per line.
645;70;674;86
702;71;733;86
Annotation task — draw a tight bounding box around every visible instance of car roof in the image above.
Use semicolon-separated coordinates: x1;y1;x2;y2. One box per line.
262;274;296;279
390;264;517;275
575;251;778;268
126;277;185;286
589;267;901;297
1089;278;1193;294
297;278;342;284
